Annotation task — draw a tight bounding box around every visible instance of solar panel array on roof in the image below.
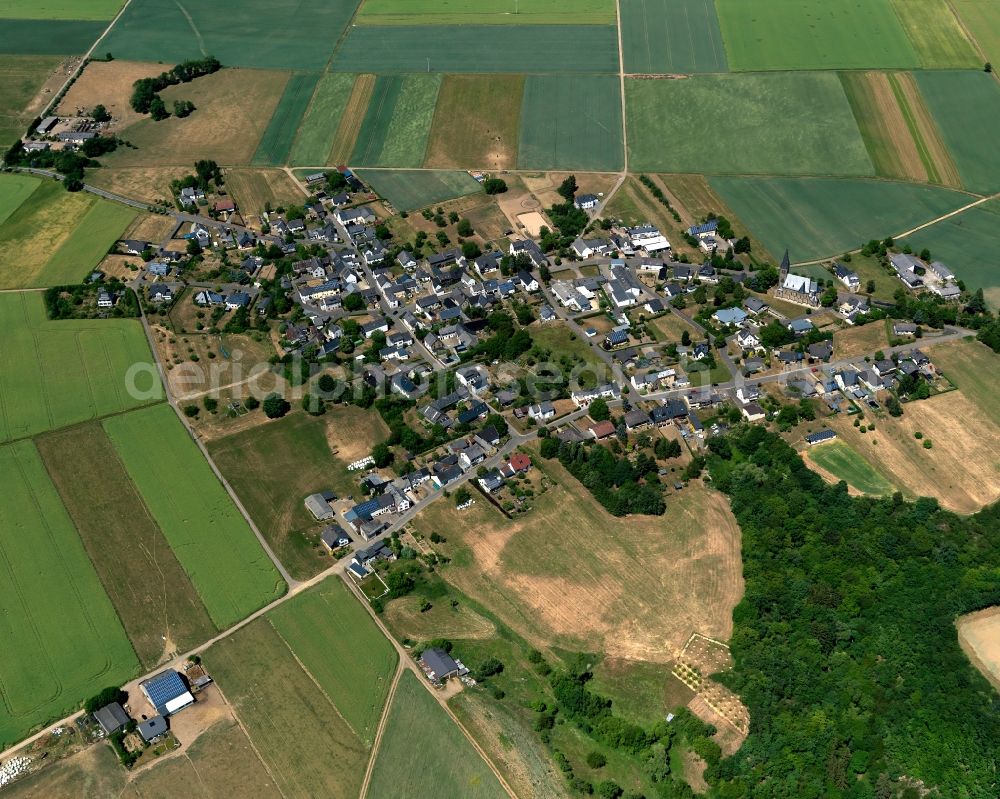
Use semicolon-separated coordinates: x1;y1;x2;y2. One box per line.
141;671;191;716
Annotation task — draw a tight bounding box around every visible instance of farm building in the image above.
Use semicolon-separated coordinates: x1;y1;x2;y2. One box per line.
140;670;195;717
93;702;130;735
420;648;468;682
805;429;837;446
304;492;336;520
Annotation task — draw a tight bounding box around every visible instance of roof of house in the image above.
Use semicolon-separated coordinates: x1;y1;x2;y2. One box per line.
590;420;616;438
713;307;748;325
421;647;459;678
138;715;167;741
93;702;130;734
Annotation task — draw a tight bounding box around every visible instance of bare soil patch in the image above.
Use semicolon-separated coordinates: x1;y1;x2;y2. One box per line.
957;607;1000;693
57;60;164;130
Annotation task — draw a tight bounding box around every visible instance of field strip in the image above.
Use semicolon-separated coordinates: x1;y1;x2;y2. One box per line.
886;73;939;184
893;72;963;188
329;74;376;166
358;662;404;799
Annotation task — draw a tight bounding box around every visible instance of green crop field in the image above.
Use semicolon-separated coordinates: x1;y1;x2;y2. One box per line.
104;404;286;628
269;579;398;745
204;616;368;799
620;0;727;74
807;440;895;496
710;176;971;262
351;74;441;167
889;0;980;68
716;0;919;71
626;73;873;176
252;73;321;166
36;423;217;669
367;670;508;799
0;291;158;442
98;0;361;70
953;0;1000;64
0;440;139;749
358;169;483;211
356;0;615;25
0;20;107;55
902;200;1000;307
914;71;1000;195
207;409;387;580
329;25;619;73
35;200;136;287
519;75;623;171
288;73;356;167
2;0;124;20
0;173;40;226
0;56;61;148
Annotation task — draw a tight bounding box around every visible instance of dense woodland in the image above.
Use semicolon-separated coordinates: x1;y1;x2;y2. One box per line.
703;426;1000;798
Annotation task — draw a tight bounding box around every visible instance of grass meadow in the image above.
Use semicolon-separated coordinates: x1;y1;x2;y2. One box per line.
0;440;138;749
105;404;286;628
36;423;217;669
929;339;1000;429
0;20;106;55
953;0;1000;65
356;0;615;25
716;0;918;71
424;74;524;169
902;199;1000;306
207;409;387;580
98;0;361;70
626;73;873;176
252;73;320;166
204;617;368;799
358;169;483;211
269;579;398;745
0;56;61;148
224;168;305;217
914;70;1000;195
351;74;441;167
620;0;727;73
0;291;157;442
329;25;620;72
35;200;136;287
0;173;40;226
519;75;624;171
805;440;895;496
709;176;970;261
367;670;509;799
288;72;356;166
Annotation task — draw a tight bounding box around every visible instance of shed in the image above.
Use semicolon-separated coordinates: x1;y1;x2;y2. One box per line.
805;428;837;446
304;493;335;520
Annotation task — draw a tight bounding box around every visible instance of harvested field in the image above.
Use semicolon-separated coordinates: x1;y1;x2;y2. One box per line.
519;75;623;171
827;391;1000;514
88;166;192;204
716;0;918;71
414;448;744;662
98;0;361;70
105;68;289;167
252;72;320;166
105;404;286;627
0;55;63;147
425;74;523;170
888;0;980;69
626;73;873;176
269;579;398;746
887;72;962;187
204;617;368;799
0;20;106;55
351;74;441;167
620;0;727;74
329;25;620;73
832;320;889;359
36;199;136;287
927;338;1000;428
367;670;509;799
56;60;163;130
121;211;176;244
126;720;282;799
288;72;356;167
207;409;386;579
0;291;157;442
953;0;1000;64
709;176;970;262
0;440;139;750
957;607;1000;693
356;0;615;25
37;423;216;669
357;169;482;212
802;439;895;497
915;70;1000;194
224;168;304;217
902;200;1000;306
328;73;376;166
0;742;125;799
384;594;497;641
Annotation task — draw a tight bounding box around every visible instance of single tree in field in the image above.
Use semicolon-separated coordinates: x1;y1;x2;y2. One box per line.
263;392;289;419
557;175;577;201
